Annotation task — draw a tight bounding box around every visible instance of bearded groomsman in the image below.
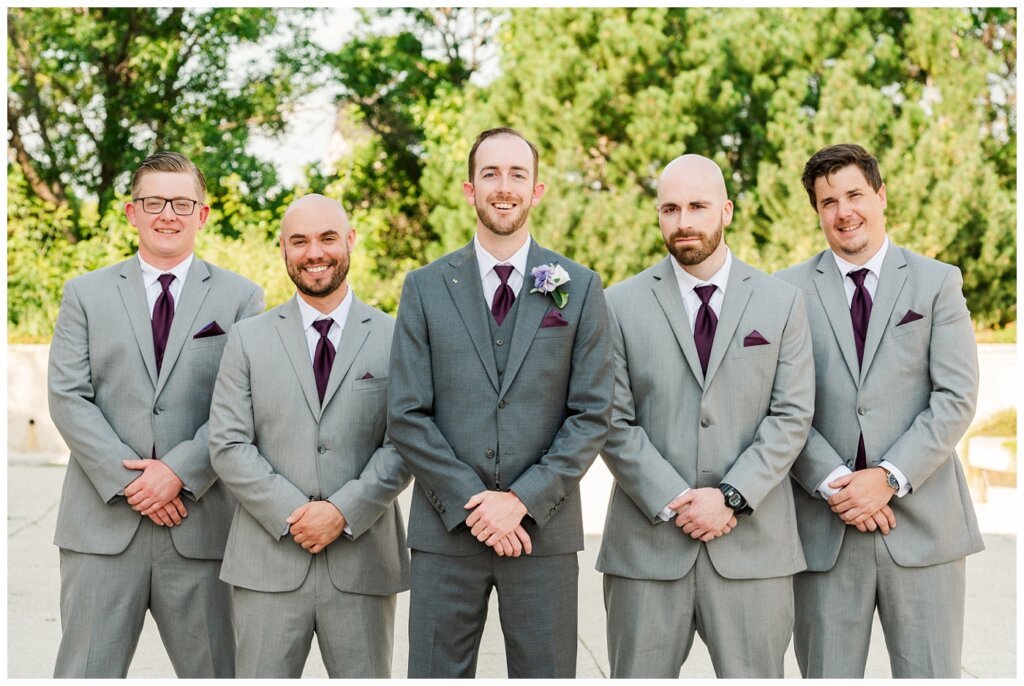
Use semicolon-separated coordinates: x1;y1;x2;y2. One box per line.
388;127;613;678
597;154;814;677
209;194;410;677
48;151;263;677
777;143;983;678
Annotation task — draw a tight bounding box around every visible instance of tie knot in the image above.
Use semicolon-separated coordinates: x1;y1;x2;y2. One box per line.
694;284;716;305
157;273;175;292
312;318;334;339
848;268;869;288
494;264;514;285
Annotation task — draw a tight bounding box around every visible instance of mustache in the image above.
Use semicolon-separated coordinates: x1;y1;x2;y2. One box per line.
668;229;705;241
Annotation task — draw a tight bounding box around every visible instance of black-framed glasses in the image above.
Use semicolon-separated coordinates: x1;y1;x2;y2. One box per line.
133;196;200;216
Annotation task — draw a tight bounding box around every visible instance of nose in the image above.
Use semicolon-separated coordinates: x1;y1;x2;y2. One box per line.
836;197;854;218
307;239;325;258
158;202;178;220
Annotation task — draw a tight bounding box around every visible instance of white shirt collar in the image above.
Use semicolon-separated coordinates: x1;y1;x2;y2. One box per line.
671;245;733;295
138;252;193;288
832;236;889;279
474;234;532;282
296;286;354;332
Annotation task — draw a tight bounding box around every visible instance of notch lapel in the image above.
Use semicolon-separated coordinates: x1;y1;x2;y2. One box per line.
275;297;322;418
319;296;371;412
859;245;908;380
154;258;210;398
812;252;861;384
650;257;705;385
117;257;158;387
443;242;500;393
702;259;753;389
498;242;553;398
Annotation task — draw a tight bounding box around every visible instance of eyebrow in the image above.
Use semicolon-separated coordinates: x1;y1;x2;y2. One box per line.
480;165;530;172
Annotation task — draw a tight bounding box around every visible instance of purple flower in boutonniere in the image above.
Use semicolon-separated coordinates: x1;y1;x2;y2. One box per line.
530;263;571;309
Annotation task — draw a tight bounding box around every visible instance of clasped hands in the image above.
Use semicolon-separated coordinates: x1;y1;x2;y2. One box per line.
668;488;738;542
827;467;897;534
123;458;187;527
287;500;346;554
464;491;533;558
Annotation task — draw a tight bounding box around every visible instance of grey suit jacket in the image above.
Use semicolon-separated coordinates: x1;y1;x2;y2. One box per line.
48;255;264;558
209;295;410;595
596;256;814;581
387;239;613;557
776;246;983;571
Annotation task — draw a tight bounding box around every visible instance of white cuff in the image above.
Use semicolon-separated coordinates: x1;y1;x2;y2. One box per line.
817;465;852;498
657;488;690;521
879;461;911;497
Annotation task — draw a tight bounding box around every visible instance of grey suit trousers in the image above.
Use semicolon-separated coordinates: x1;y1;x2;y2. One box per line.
794;527;966;678
232;552;396;678
54;518;233;677
604;545;793;678
407;550;579;678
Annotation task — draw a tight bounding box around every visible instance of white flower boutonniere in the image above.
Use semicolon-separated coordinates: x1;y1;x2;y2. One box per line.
529;263;571;309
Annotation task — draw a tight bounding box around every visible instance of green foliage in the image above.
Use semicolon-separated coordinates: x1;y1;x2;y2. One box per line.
968;408;1017;438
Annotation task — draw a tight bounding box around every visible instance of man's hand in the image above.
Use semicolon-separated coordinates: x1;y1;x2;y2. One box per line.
287;501;346;554
144;496;188;527
827;468;895;526
464;490;528;548
123;459;184;515
491;525;534;558
854;504;897;534
669;488;737;541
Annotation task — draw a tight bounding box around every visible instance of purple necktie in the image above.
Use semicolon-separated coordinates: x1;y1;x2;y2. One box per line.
152;273;176;374
693;285;718;376
848;269;872;470
312;318;336;404
492;265;515;326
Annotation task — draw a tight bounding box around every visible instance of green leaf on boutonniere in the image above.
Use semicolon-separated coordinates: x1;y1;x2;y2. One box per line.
551;289;568;309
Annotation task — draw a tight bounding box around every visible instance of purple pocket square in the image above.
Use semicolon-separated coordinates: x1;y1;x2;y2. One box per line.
540;309;569;328
743;330;770;347
357;372;375;380
193;321;226;339
897;310;925;326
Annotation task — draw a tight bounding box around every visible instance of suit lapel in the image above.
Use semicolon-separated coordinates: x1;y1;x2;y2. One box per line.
499;241;554;398
650;257;705;385
812;252;861;384
320;295;371;412
860;245;908;380
117;257;158;387
155;258;210;398
276;297;321;418
443;242;500;393
702;258;753;389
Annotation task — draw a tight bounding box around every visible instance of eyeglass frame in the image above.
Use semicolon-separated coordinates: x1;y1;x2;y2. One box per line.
132;196;203;216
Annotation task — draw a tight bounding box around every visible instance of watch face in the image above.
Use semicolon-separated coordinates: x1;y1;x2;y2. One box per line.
727;492;741;507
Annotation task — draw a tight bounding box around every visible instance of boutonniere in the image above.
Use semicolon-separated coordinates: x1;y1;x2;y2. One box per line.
529;263;571;309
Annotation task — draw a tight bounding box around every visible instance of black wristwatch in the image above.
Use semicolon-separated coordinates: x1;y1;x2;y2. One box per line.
719;483;752;516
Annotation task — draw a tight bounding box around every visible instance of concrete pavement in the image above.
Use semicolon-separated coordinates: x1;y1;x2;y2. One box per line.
7;458;1017;678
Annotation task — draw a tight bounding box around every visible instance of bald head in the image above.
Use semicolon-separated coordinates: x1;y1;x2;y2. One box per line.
657;154;728;204
656;154;733;278
281;193;350;237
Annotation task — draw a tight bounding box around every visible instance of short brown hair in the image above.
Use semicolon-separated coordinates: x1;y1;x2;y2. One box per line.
801;144;883;209
467;127;539;182
130;151;207;202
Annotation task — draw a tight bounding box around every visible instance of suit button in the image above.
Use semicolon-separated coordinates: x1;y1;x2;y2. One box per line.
700;418;711;428
485;449;495;459
496;338;504;346
498;399;506;409
152;406;161;415
858;407;867;416
318;446;326;454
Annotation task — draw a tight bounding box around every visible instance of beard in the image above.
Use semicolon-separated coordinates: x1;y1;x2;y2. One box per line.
664;221;723;266
286;253;349;298
476;193;532;236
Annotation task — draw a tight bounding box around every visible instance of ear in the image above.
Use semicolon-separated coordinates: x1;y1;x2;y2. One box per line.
346;227;357;251
530;182;546;206
197;204;210;227
877;183;887;210
721;199;734;227
462;181;476;205
279;232;286;257
125;201;138;227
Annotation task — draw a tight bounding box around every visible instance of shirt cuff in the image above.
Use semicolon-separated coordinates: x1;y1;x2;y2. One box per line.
817;465;852;498
657;488;690;521
879;461;911;497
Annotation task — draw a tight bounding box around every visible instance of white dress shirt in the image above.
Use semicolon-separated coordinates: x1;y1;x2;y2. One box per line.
475;234;531;305
138;253;192;316
816;236;910;499
658;248;733;522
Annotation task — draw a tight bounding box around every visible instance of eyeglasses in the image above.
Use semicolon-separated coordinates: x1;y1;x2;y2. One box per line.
133;196;200;216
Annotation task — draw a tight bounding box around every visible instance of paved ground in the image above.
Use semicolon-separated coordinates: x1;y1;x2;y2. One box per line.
7;459;1017;678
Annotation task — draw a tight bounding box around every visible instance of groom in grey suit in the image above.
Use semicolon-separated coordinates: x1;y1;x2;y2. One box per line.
777;144;983;677
48;151;263;677
597;155;815;677
388;127;613;677
209;194;410;677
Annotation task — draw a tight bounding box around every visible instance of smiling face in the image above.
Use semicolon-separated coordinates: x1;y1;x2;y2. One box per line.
280;195;356;311
462;134;545;238
125;171;209;269
656;155;732;269
812;164;887;264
